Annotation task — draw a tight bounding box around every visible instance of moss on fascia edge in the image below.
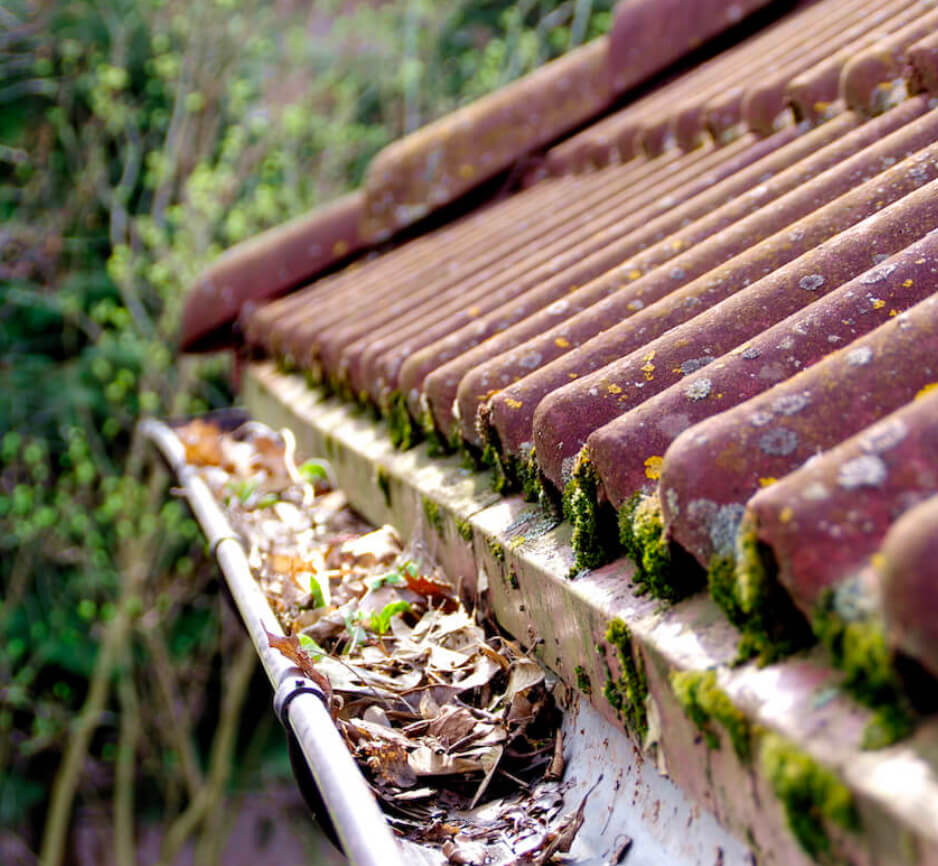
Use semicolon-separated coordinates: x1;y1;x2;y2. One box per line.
618;491;701;602
386;390;420;451
563;449;621;576
487;537;505;563
708;517;814;666
376;465;392;508
602;618;648;743
811;590;913;749
760;732;860;860
455;517;473;543
670;669;751;762
575;664;592;696
421;495;444;538
276;354;296;374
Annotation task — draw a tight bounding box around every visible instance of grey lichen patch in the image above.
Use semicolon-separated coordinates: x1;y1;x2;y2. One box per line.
837;454;887;489
387;390;419;451
575;664;592;696
760;732;860;860
376;465;392;509
563;450;621;576
811;592;913;748
618;492;701;602
602;618;648;742
669;669;751;762
684;378;712;401
421;495;444;539
798;273;826;292
759;427;799;457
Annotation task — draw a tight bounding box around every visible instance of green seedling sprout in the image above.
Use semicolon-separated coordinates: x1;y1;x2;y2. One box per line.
298;634;325;661
368;600;412;636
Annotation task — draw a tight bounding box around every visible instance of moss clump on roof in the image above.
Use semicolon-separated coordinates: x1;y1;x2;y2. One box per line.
670;669;751;762
376;465;392;508
563;451;620;576
760;732;860;860
618;492;700;602
387;390;419;450
811;593;913;749
516;447;540;504
601;618;648;742
709;520;813;665
455;516;473;543
422;495;444;538
575;664;592;696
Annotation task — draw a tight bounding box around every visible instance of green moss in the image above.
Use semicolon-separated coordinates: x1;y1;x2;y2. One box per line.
421;496;444;538
563;451;620;576
455;517;473;543
760;732;860;859
618;492;700;602
670;669;751;762
376;465;392;508
517;447;541;503
303;368;318;389
487;538;505;563
811;593;913;748
480;439;518;494
575;664;592;696
708;521;814;666
601;618;648;742
276;354;296;374
507;570;519;590
322;435;336;460
387;390;419;451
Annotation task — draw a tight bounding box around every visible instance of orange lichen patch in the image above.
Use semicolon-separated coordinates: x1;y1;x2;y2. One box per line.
779;506;794;524
607;383;623;395
903;279;914;287
628;269;642;280
759;477;777;488
504;397;524;409
872;298;886;309
555;337;571;348
915;383;938;400
644;456;664;480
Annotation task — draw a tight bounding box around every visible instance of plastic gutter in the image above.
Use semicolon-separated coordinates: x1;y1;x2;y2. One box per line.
139;418;406;866
242;360;938;866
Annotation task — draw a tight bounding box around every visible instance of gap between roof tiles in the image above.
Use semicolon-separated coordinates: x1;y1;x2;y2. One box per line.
243;361;938;866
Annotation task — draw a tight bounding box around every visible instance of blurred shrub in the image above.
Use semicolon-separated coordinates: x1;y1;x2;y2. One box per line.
0;0;613;854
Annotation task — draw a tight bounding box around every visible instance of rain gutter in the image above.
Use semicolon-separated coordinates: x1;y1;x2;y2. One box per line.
139;418;406;866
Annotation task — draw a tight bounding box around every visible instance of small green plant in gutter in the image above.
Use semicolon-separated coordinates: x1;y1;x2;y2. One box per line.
299;459;329;485
368;600;412;636
387;390;418;450
376;465;392;508
811;591;913;749
422;495;444;538
601;618;648;742
563;450;621;576
575;664;592;696
760;732;860;860
670;669;751;762
455;517;473;543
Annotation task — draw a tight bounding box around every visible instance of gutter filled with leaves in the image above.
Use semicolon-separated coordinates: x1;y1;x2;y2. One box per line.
141;416;590;865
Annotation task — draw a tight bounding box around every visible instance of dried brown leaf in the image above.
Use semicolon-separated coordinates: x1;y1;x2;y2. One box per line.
341;525;401;567
361;740;417;788
177;419;224;467
265;629;333;709
427;706;478;748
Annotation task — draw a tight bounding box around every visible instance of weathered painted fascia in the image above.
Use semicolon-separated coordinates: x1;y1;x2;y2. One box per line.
243;362;938;865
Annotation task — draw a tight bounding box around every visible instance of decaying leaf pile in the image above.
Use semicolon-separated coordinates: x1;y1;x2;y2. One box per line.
175;417;585;864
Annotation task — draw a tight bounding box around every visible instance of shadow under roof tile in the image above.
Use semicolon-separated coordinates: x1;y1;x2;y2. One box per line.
530;142;938;491
906;29;938;95
878;495;938;679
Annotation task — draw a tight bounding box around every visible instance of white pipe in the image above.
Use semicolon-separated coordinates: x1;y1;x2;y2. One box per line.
139;419;405;866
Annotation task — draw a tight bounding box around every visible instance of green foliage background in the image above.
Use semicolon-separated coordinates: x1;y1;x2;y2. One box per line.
0;0;614;860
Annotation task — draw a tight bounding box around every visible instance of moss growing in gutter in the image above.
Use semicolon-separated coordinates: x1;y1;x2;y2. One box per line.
455;517;473;543
303;368;319;389
618;492;701;602
422;496;444;538
487;538;505;563
376;465;392;508
387;390;419;450
760;732;860;860
670;669;751;762
708;520;814;665
276;354;296;374
563;451;621;576
575;665;592;696
812;592;913;748
601;618;648;742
